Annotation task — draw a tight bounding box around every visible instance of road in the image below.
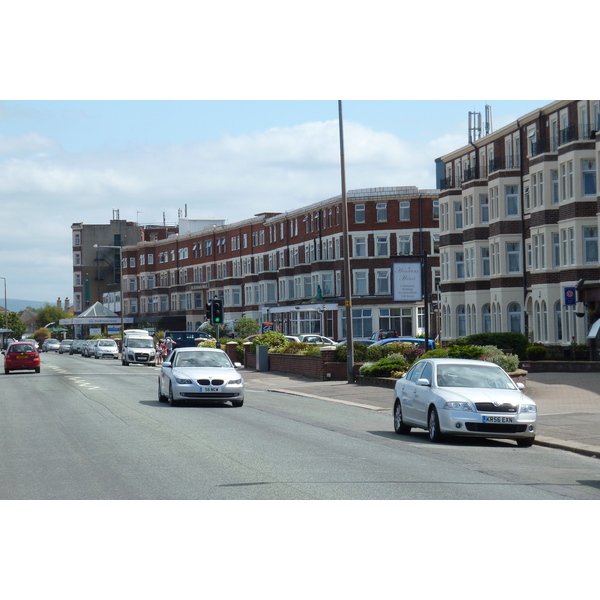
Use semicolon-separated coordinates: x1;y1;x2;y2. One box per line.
1;351;600;500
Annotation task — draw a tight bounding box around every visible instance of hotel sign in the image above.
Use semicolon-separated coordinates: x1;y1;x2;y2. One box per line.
392;262;422;302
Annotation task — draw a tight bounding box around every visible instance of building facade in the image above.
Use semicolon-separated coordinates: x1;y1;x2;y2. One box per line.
436;100;599;347
116;186;440;340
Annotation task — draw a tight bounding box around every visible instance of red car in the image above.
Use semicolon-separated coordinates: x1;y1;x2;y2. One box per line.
4;341;41;374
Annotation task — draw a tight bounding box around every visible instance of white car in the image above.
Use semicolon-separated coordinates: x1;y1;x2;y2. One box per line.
393;358;537;447
295;334;337;345
58;339;74;354
93;339;119;359
158;347;244;407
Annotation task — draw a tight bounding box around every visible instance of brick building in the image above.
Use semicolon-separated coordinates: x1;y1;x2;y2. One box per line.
118;186;440;341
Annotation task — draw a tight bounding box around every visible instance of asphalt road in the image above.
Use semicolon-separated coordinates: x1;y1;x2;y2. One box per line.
1;351;600;500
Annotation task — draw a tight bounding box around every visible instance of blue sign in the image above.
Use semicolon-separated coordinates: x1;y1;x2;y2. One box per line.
564;287;576;305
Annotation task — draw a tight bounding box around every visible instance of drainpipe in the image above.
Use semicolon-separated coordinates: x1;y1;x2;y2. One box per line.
517;119;529;337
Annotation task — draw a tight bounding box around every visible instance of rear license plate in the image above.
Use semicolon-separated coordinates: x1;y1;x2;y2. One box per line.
17;354;28;359
482;415;514;424
200;386;220;392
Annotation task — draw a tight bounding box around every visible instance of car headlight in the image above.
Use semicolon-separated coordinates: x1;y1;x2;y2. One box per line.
175;377;192;384
519;404;537;413
443;401;474;411
228;377;243;385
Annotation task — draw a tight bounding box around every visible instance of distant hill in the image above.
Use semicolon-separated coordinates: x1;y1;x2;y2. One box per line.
4;299;50;312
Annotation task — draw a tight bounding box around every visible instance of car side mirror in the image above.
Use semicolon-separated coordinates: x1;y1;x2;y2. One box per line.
233;362;242;368
416;378;431;387
162;361;172;368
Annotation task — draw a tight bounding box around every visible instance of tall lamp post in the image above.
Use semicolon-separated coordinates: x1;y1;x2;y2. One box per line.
93;244;125;342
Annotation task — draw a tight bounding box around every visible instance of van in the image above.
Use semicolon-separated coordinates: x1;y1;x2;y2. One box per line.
122;332;156;366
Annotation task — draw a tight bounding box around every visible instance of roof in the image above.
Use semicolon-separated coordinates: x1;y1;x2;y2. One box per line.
77;301;119;318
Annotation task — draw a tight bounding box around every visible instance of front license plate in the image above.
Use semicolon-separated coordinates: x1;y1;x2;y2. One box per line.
200;387;220;392
482;415;514;424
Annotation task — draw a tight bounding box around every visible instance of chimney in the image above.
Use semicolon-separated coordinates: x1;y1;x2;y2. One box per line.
65;297;70;311
57;297;62;310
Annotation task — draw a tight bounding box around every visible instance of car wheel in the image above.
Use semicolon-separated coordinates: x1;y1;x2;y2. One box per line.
158;380;167;402
231;399;244;407
4;369;8;375
122;359;129;366
168;383;178;406
35;368;40;373
393;400;411;434
428;407;444;442
517;437;534;447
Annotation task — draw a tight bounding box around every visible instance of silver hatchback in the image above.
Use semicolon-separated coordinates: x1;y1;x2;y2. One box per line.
94;339;119;359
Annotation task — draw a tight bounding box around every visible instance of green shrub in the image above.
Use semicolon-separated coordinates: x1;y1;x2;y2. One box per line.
453;332;529;359
418;348;449;360
278;341;321;356
486;353;520;372
334;342;369;363
250;331;288;350
366;342;415;362
447;344;484;360
359;356;408;377
525;345;547;361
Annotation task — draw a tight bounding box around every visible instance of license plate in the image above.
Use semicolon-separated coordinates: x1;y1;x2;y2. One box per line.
200;386;220;392
482;415;514;424
17;354;28;359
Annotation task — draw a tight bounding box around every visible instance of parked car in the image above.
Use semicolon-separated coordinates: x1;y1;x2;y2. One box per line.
158;347;244;407
69;339;85;355
94;338;119;359
82;339;99;358
392;358;537;446
295;334;337;345
42;338;60;352
58;339;74;354
370;329;399;340
4;341;41;374
370;337;435;350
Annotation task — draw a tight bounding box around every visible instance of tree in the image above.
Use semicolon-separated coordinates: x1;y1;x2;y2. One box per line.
0;311;27;339
35;304;70;329
233;317;260;339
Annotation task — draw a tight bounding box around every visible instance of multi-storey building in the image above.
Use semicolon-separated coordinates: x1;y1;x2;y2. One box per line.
118;186;440;341
71;215;179;331
436;100;599;347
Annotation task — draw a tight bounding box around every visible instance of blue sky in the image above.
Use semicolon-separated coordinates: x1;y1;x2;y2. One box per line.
0;99;552;305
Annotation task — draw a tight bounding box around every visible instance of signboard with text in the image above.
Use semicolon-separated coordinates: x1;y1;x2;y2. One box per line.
564;287;576;305
392;262;422;302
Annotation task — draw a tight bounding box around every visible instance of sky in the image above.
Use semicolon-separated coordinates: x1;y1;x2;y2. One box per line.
0;99;554;306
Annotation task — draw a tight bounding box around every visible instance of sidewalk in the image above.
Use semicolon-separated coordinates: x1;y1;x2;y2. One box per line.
241;368;600;459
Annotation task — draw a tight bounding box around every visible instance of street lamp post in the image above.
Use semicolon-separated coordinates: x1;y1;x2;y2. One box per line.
93;244;125;343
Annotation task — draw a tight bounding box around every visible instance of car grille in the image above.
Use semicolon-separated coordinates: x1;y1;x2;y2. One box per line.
197;379;225;386
134;354;149;361
465;423;528;433
475;402;517;413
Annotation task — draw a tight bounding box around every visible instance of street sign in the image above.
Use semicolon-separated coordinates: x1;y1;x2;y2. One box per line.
564;287;576;305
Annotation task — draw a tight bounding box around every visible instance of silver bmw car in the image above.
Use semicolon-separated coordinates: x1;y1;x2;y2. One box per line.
393;358;536;446
158;347;244;407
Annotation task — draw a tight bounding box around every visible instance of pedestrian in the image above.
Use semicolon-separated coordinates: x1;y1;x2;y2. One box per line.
164;337;174;361
156;339;164;365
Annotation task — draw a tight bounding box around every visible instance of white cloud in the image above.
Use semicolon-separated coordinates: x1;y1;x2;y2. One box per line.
0;119;443;301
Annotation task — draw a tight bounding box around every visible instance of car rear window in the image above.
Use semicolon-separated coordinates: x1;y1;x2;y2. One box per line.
10;344;36;353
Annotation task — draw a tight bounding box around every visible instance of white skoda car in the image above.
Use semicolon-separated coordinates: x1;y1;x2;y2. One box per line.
393;358;536;446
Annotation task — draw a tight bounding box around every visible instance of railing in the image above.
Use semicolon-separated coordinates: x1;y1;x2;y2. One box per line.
439;176;454;191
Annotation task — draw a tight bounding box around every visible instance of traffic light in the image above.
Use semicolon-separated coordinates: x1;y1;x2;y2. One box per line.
205;301;212;322
211;299;223;324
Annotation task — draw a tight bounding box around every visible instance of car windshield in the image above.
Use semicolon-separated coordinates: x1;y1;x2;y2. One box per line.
436;364;515;389
169;332;198;343
128;338;153;348
172;351;231;368
99;340;116;346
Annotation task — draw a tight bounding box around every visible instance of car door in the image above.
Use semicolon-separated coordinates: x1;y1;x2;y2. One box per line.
412;361;433;426
399;361;426;422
